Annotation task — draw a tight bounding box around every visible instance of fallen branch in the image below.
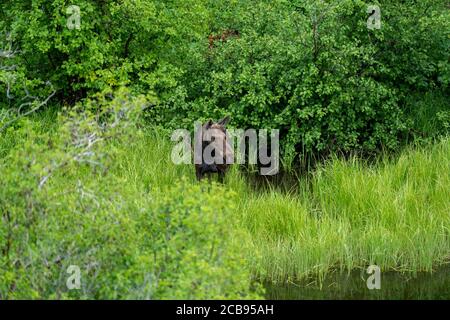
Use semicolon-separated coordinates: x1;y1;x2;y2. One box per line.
0;81;56;133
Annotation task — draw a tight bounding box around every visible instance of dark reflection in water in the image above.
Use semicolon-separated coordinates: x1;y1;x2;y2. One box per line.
265;265;450;300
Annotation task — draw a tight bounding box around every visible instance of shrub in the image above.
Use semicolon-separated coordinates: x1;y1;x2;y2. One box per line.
0;0;209;104
150;0;450;166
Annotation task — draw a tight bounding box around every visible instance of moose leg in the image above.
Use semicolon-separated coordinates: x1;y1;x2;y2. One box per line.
218;171;225;184
195;167;203;181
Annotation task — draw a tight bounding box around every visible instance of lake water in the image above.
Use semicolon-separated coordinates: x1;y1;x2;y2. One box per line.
265;265;450;299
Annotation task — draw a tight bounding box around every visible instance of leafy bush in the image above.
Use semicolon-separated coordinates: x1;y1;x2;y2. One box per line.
0;90;260;299
0;0;209;104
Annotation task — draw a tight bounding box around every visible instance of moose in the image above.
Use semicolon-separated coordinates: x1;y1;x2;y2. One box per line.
194;116;233;183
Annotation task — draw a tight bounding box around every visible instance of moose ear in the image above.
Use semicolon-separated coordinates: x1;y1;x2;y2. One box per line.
203;119;213;130
218;115;231;127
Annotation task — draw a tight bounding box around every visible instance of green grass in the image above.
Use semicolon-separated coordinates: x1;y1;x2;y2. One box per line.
405;90;450;141
111;127;450;284
241;140;449;282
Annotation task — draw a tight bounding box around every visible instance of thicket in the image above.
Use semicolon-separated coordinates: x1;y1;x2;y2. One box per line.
1;0;448;166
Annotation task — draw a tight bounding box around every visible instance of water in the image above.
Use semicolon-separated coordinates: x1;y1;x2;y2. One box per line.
265;265;450;300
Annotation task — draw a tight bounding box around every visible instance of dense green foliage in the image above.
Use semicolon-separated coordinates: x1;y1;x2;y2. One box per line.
152;0;450;163
0;0;206;104
1;0;448;164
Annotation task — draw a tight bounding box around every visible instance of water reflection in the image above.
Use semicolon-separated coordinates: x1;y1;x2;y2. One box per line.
265;265;450;300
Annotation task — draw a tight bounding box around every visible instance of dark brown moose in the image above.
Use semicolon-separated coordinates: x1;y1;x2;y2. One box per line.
194;116;233;183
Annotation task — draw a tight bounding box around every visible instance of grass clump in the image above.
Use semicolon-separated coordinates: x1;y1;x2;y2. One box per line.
242;139;450;282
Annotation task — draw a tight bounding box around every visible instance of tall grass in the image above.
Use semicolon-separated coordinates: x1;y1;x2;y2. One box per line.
108;125;450;284
114;129;449;283
240;138;450;282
